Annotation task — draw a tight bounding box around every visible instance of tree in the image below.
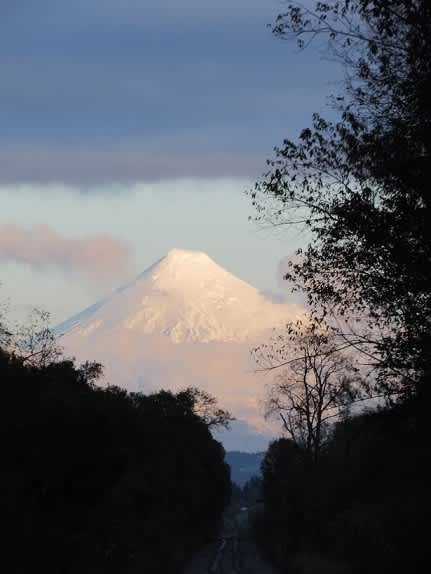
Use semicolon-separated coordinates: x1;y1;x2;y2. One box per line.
250;0;431;391
253;320;364;459
177;387;235;430
1;343;232;573
3;307;62;367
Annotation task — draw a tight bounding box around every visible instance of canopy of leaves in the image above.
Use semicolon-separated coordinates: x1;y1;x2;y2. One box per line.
250;0;431;389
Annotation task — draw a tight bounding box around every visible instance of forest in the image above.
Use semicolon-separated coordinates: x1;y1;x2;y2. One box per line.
0;332;231;573
248;0;431;572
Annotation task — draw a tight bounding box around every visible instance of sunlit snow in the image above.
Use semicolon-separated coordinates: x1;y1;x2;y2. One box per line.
57;249;305;450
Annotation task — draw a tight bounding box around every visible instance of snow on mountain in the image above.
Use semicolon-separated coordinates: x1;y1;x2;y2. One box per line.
57;249;304;451
57;248;301;344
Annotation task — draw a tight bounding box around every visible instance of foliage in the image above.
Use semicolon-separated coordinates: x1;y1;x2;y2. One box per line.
241;475;263;505
177;386;235;430
1;307;63;367
250;0;431;389
256;381;431;573
249;3;431;571
253;319;365;459
1;339;231;573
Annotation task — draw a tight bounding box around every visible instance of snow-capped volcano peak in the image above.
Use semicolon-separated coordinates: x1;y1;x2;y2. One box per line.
147;248;260;299
57;249;303;344
162;247;212;264
56;249;305;450
149;248;236;285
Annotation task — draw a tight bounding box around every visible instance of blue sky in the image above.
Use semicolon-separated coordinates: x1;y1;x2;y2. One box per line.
0;0;341;323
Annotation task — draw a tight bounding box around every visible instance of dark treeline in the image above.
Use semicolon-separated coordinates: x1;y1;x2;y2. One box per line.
249;0;431;572
1;345;231;573
255;383;430;572
231;475;263;509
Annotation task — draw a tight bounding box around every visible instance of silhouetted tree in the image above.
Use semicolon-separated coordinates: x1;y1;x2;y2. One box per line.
4;307;62;367
257;390;431;573
249;3;431;572
250;0;431;389
177;386;235;430
253;319;364;459
242;475;263;505
1;316;232;574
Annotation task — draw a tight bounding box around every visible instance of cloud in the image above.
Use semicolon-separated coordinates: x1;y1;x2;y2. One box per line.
0;143;263;185
0;224;130;279
0;0;341;186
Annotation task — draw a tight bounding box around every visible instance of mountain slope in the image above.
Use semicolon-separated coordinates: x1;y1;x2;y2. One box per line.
57;248;302;343
57;249;304;450
225;451;265;486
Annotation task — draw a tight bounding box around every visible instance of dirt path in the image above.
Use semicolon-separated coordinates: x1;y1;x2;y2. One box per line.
184;508;279;574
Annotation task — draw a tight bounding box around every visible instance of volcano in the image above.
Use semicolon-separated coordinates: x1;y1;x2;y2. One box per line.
57;249;304;450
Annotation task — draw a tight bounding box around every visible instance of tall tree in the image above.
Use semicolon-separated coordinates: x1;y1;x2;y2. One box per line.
250;0;431;390
253;320;363;459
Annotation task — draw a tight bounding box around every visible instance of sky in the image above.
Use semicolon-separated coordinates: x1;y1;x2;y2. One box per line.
0;0;342;325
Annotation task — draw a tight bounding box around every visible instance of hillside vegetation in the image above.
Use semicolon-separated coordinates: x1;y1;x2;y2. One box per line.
0;344;231;573
249;0;431;571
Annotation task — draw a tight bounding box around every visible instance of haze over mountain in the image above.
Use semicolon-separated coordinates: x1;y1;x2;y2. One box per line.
57;249;304;450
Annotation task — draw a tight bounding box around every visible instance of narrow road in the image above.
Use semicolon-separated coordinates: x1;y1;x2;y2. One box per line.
184;507;279;574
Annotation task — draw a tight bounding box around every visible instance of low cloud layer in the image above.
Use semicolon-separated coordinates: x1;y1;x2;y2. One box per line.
0;224;130;279
0;144;263;185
